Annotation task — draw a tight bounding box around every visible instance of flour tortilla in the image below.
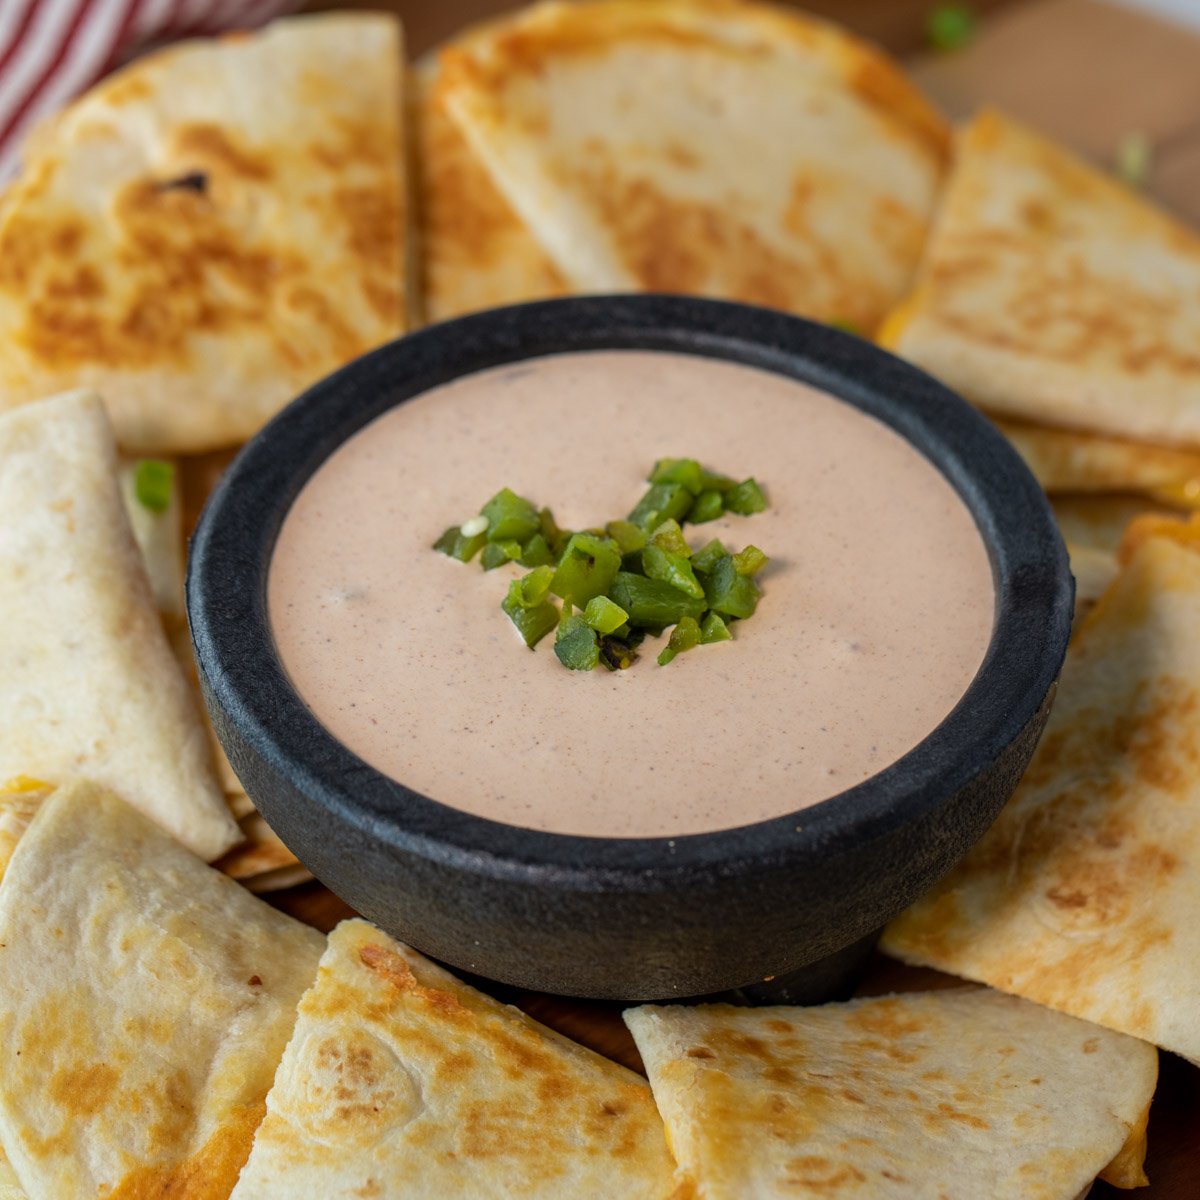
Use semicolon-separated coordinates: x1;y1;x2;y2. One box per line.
627;988;1157;1199
416;60;566;323
1067;542;1118;623
0;781;325;1199
0;1150;23;1200
1051;494;1175;558
883;108;1200;447
0;14;406;454
0;392;237;859
119;455;184;617
998;418;1200;500
218;812;312;895
438;0;948;330
231;919;681;1199
883;515;1200;1061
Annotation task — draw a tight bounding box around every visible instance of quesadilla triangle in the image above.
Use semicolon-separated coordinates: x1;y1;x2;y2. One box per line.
416;60;567;324
996;417;1200;502
0;1150;24;1200
0;392;237;860
437;0;949;331
0;781;325;1200
882;108;1200;448
883;512;1200;1062
0;13;406;455
626;988;1158;1199
230;919;683;1199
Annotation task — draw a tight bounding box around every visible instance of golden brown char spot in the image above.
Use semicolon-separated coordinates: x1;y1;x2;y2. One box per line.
48;1062;118;1118
173;123;271;181
783;1156;866;1191
105;1101;266;1200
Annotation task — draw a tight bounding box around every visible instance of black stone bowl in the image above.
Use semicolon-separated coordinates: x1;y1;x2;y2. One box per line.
188;295;1072;1002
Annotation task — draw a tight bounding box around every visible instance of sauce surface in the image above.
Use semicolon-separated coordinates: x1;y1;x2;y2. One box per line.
269;351;994;837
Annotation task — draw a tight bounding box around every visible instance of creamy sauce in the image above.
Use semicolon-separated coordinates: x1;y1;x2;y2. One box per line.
269;351;994;837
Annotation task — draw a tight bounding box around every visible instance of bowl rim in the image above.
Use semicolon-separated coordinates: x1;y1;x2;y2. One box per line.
187;294;1073;893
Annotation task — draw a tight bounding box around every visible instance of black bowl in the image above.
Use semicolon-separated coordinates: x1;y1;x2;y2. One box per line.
188;295;1072;1002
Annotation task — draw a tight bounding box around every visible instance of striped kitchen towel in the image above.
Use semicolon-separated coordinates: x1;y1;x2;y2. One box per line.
0;0;300;182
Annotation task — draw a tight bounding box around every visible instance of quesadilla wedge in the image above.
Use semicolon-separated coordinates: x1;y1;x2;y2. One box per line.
626;988;1158;1199
437;0;948;330
998;418;1200;501
417;61;567;323
0;392;237;860
0;1152;22;1200
0;780;325;1200
0;13;406;454
883;108;1200;447
883;513;1200;1061
231;919;682;1199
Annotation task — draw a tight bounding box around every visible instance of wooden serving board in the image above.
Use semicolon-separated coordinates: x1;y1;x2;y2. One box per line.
257;0;1200;1192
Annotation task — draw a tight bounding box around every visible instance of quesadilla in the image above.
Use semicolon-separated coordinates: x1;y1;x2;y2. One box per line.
218;812;312;895
1067;542;1118;622
0;1153;22;1200
0;13;406;454
998;418;1200;501
1052;494;1172;558
437;0;949;330
231;919;682;1199
883;513;1200;1062
0;392;237;860
882;108;1200;447
416;62;567;323
0;781;325;1200
626;988;1158;1199
119;455;185;618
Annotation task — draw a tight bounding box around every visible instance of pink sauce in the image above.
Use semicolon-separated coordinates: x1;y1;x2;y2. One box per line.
268;351;994;837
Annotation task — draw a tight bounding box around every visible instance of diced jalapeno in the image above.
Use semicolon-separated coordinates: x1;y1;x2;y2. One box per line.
550;532;622;609
134;459;175;513
482;488;540;542
609;571;706;629
554;615;600;671
519;533;556;568
481;540;523;570
732;545;769;577
583;595;628;635
649;519;691;557
515;566;555;607
703;555;762;619
539;507;570;556
598;636;638;671
649;457;705;495
605;519;647;555
690;538;727;575
501;579;559;648
700;611;732;644
434;525;487;563
628;482;692;533
658;616;702;665
642;544;705;600
725;478;767;516
688;489;724;524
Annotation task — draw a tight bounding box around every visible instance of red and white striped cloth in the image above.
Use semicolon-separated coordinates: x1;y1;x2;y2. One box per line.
0;0;300;183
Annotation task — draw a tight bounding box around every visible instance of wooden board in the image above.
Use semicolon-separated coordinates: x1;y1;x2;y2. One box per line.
250;0;1200;1192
